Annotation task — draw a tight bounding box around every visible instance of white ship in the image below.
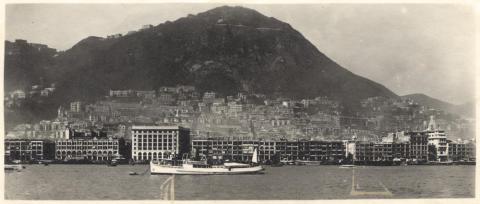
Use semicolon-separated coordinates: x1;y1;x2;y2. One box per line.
150;148;265;175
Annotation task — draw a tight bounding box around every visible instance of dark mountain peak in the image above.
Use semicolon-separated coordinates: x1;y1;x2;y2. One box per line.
76;36;104;44
201;5;265;17
69;36;104;50
190;5;286;29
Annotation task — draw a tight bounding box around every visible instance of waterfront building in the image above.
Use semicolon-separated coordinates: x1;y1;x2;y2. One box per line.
191;138;345;163
355;141;409;164
448;141;476;161
192;138;265;162
407;131;429;161
131;126;191;161
55;137;119;161
4;139;45;162
344;134;358;159
426;116;448;162
303;140;345;161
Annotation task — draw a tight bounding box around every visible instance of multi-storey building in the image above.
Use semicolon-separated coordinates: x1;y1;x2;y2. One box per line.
305;140;345;161
407;131;429;161
448;141;476;161
192;138;275;162
355;142;409;164
426;116;448;161
131;126;191;161
4;139;45;162
55;138;120;161
191;138;345;163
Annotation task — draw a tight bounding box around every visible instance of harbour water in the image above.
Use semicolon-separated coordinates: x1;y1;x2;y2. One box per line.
4;164;475;200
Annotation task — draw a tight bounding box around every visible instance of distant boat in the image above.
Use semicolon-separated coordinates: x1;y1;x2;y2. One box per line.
129;171;139;175
107;159;118;166
280;159;295;165
38;160;53;165
295;160;321;166
340;156;356;168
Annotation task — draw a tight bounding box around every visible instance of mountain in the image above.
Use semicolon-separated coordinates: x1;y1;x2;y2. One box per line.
4;40;57;92
454;101;475;117
5;6;399;115
401;93;475;117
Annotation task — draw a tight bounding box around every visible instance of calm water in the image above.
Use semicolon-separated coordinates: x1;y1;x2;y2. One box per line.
4;164;475;200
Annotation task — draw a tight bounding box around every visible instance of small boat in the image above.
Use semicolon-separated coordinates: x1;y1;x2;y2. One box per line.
129;171;139;175
5;164;24;171
280;159;295;165
339;164;356;168
38;160;53;165
150;148;265;175
107;159;118;166
295;160;321;166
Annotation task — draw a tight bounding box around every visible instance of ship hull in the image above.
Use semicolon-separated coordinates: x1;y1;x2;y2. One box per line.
150;163;264;175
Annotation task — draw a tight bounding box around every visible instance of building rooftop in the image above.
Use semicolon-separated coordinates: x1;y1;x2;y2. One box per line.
132;125;183;130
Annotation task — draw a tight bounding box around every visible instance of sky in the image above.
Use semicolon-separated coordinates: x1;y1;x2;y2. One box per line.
5;3;476;105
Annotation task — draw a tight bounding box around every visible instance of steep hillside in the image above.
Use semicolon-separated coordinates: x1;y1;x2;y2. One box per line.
6;6;399;115
402;93;475;117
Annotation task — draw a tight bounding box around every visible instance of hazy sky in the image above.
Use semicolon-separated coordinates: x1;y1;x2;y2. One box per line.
5;3;476;105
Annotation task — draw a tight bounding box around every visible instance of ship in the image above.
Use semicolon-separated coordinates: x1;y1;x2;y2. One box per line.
5;164;24;171
150;148;265;175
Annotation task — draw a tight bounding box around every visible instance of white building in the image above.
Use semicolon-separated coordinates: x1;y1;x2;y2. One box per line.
131;126;190;161
344;134;357;159
426;115;448;162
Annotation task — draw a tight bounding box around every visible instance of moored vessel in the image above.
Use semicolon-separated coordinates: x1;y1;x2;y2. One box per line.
339;164;355;168
5;164;24;171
